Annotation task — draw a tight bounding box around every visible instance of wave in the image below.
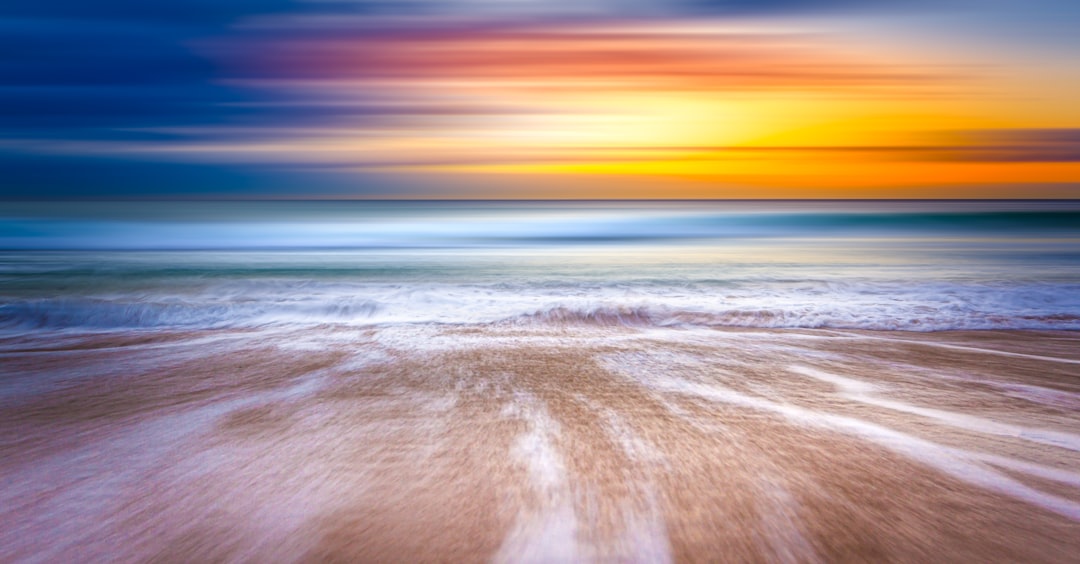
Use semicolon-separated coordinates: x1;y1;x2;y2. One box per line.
504;305;1080;331
508;305;659;327
3;292;1079;332
0;297;381;331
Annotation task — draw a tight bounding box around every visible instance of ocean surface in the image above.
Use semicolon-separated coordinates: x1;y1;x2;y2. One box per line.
4;200;1080;562
2;200;1079;332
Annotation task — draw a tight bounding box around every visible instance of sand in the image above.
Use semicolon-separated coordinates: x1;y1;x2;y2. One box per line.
2;326;1079;562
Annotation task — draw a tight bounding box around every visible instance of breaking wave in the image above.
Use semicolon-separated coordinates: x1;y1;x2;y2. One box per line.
3;284;1079;332
0;297;381;330
502;305;1080;331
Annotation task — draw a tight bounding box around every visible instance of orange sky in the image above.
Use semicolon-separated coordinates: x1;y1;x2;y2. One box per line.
8;1;1080;199
198;18;1080;198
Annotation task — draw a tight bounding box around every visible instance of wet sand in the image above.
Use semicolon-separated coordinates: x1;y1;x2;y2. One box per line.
2;326;1079;562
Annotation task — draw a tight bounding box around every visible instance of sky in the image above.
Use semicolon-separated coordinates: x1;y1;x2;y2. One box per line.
3;0;1080;199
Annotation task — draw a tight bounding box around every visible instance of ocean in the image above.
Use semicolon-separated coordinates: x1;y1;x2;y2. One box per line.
2;200;1079;561
3;200;1080;332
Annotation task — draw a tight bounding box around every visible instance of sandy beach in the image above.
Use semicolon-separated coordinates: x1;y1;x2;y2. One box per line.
3;325;1078;562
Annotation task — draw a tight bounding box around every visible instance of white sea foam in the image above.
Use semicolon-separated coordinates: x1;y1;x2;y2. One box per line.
789;365;1080;452
602;352;1080;522
496;392;581;564
2;276;1079;333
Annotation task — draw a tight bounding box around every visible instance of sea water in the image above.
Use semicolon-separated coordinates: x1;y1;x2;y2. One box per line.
2;200;1079;332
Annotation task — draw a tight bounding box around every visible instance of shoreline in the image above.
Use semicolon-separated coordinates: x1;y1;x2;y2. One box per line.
3;325;1079;561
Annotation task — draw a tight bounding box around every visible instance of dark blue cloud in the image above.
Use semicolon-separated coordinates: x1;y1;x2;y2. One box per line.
0;21;214;88
0;19;238;136
0;2;310;197
0;152;265;198
0;151;412;199
1;0;304;24
0;15;236;140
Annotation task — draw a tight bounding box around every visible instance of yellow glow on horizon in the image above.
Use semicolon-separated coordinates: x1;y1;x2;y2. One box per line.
191;19;1080;197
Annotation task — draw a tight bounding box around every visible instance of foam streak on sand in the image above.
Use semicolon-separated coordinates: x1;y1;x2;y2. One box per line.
788;365;1080;452
496;392;580;564
631;362;1080;521
2;326;1080;562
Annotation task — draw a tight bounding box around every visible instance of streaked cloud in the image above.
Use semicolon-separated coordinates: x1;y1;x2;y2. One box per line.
931;129;1080;162
217;24;941;93
2;0;1080;198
